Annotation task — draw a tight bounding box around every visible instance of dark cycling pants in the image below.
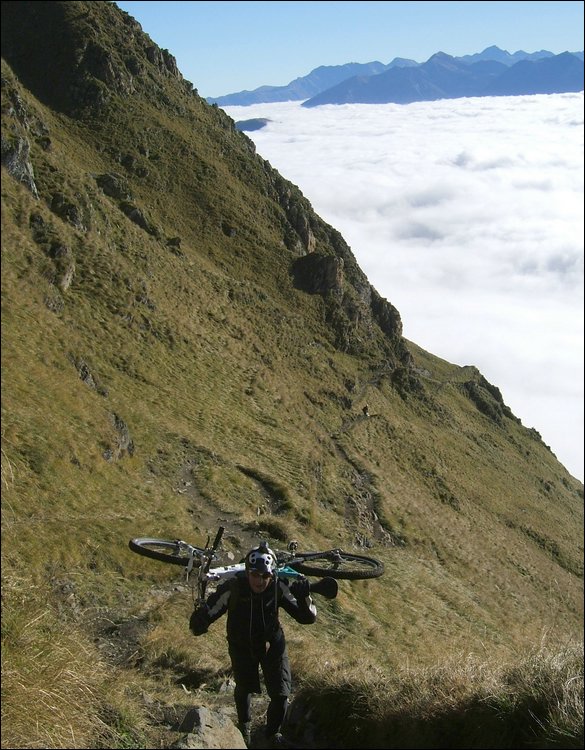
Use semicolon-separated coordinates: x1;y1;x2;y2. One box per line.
230;637;292;734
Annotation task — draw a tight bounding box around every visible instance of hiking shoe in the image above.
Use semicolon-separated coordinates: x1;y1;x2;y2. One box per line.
238;721;251;746
267;732;286;748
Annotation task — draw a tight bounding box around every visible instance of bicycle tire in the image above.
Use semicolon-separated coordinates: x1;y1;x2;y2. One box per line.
289;550;384;580
129;538;205;567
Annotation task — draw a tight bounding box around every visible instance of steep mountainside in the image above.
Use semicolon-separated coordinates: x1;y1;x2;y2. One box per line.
1;3;583;748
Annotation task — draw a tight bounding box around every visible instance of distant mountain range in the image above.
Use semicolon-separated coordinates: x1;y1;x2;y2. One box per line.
208;59;416;105
207;46;584;108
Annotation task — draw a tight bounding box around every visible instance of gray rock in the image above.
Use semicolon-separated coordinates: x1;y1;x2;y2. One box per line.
1;133;39;198
169;706;247;749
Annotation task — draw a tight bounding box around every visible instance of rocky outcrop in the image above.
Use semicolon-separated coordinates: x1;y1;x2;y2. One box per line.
291;250;411;362
95;173;132;201
460;375;517;425
291;252;343;296
103;413;135;461
260;164;317;255
50;191;87;230
119;200;160;237
285;201;316;253
145;45;182;79
1;132;39;198
168;706;246;749
1;74;42;197
370;287;403;341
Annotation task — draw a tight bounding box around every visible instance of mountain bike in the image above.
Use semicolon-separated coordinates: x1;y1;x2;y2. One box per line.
129;526;384;604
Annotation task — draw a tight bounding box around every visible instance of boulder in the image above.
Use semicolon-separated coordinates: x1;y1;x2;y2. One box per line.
169;706;247;749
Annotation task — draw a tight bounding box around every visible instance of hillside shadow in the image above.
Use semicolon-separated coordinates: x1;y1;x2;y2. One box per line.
287;689;583;749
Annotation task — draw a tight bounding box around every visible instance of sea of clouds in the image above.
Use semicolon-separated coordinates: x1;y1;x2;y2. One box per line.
224;94;584;482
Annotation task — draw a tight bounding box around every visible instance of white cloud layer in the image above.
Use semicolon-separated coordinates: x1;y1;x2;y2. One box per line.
224;94;584;482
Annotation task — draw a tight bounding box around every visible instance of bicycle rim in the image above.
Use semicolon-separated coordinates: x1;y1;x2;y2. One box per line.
128;538;204;567
291;551;384;579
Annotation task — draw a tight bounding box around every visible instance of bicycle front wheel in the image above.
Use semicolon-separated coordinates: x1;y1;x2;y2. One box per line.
128;538;204;567
290;550;384;579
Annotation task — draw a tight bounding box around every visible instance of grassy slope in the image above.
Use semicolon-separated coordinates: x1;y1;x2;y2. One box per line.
1;2;582;747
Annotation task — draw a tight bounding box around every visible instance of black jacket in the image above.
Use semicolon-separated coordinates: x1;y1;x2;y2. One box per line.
190;572;316;653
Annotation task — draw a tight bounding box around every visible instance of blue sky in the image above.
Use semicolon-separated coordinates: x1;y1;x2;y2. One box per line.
115;1;584;98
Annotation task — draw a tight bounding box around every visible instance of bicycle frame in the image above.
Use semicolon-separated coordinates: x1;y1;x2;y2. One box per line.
193;558;304;605
184;527;303;604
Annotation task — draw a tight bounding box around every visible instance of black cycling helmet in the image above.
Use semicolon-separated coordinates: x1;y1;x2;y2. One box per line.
245;543;276;575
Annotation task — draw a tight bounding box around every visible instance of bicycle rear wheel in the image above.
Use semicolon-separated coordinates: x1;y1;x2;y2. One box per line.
128;538;204;567
290;550;384;579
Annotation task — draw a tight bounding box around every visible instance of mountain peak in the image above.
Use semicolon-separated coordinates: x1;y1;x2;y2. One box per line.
481;44;508;54
428;51;455;61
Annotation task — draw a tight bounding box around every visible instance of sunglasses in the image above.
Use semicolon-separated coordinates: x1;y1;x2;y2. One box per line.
249;571;272;580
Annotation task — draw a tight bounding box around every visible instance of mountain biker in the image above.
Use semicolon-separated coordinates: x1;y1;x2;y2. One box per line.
189;542;317;747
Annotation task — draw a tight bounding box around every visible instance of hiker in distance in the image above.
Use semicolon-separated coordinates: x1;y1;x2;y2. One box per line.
189;542;317;747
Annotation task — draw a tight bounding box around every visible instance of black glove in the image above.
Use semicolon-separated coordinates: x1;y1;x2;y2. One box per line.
189;608;209;636
291;576;310;600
